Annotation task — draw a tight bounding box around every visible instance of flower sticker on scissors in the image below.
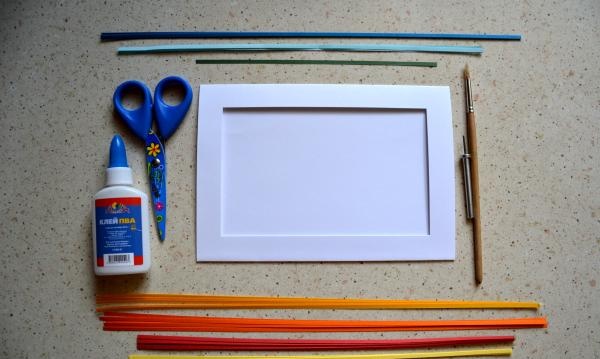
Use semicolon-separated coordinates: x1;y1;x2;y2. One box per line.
147;143;161;157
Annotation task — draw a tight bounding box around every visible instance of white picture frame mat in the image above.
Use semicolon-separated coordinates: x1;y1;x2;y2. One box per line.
197;84;454;261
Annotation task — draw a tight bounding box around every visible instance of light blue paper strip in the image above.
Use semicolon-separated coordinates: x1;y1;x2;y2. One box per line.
118;43;483;55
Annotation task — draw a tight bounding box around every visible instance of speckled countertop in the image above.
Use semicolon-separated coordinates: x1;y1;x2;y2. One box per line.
1;1;599;358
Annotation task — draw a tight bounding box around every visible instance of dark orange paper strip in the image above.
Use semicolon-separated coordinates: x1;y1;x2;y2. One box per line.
101;312;547;332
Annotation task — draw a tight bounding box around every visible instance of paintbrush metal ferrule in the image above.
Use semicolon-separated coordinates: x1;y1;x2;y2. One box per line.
464;73;474;113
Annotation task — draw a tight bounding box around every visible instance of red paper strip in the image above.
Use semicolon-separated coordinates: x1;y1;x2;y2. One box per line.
137;334;515;351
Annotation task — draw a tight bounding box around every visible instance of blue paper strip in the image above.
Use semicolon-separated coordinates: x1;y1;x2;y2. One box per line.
102;31;521;41
118;43;483;55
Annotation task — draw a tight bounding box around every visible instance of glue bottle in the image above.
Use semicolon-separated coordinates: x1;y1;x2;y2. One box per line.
92;135;151;275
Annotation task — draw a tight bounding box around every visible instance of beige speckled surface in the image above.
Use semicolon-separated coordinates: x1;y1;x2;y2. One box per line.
1;0;599;358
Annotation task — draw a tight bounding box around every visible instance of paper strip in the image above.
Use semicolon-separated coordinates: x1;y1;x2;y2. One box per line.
195;59;437;67
101;31;521;41
117;44;483;55
101;312;548;332
128;348;513;359
137;334;515;351
95;293;541;311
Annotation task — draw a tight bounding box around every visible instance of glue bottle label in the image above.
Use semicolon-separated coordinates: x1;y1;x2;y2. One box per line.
95;197;144;267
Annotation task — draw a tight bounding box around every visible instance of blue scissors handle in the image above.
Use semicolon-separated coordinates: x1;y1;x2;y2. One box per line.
153;76;193;140
113;76;192;141
113;80;153;141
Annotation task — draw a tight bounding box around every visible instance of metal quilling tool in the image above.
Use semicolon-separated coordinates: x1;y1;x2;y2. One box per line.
461;136;474;219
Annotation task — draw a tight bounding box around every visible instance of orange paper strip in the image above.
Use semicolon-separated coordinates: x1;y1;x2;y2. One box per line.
96;293;540;312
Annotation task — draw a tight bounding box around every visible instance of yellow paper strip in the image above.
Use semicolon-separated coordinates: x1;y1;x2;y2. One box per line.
129;348;512;359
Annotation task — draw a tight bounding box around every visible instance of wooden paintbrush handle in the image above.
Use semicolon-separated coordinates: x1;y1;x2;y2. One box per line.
466;111;482;285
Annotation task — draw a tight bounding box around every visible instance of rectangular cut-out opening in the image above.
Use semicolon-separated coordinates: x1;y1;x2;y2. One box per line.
221;107;429;237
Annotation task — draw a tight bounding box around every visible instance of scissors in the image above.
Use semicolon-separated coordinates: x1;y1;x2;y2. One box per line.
113;76;193;241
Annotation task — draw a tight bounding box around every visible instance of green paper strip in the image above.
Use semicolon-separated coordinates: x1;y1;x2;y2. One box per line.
118;43;483;55
195;59;437;67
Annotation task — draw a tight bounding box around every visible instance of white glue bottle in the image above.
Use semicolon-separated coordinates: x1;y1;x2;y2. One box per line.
92;134;151;275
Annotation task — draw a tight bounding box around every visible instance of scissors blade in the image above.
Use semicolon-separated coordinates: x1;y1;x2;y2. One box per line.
145;131;167;241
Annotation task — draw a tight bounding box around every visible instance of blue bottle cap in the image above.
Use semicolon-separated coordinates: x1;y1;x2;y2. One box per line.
109;134;129;168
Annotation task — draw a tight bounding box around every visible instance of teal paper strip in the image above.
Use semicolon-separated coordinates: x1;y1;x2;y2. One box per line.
195;59;437;67
118;43;483;55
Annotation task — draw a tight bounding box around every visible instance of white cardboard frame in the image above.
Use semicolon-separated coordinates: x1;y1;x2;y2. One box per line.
197;84;454;261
